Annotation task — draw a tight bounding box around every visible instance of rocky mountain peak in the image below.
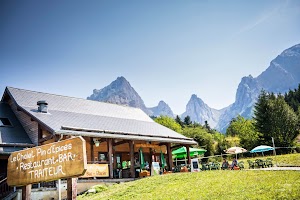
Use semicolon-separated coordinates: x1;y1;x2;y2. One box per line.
280;44;300;57
257;43;300;93
191;94;198;99
181;94;222;128
157;100;168;107
189;94;205;106
235;75;261;107
148;100;174;117
87;76;149;114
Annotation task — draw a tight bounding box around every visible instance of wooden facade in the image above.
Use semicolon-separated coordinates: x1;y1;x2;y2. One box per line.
1;89;193;181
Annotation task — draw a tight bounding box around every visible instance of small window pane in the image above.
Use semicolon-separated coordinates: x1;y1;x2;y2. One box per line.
98;152;108;162
0;118;12;126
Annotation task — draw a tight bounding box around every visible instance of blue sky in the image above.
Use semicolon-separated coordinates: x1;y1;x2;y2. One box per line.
0;0;299;114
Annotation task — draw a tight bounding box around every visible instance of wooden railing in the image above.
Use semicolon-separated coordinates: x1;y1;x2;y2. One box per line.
0;177;14;199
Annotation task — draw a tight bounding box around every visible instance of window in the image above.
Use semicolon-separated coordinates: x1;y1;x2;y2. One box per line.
0;118;12;127
98;152;108;162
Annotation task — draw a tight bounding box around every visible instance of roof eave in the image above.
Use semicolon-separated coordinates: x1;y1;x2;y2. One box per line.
55;130;198;145
5;87;55;134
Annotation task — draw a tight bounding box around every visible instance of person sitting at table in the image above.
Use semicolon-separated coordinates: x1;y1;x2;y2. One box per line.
231;158;238;170
221;158;229;170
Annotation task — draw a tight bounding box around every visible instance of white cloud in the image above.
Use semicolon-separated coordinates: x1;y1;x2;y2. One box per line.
234;0;288;37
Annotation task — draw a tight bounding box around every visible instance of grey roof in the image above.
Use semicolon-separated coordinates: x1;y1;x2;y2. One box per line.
0;102;33;154
6;87;196;145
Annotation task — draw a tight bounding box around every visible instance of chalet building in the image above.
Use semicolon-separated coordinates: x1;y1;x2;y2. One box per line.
0;87;196;198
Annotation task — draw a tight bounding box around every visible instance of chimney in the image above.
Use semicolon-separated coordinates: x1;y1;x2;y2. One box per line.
37;100;48;113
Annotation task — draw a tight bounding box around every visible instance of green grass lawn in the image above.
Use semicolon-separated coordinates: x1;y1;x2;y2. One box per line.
79;171;300;200
78;153;300;200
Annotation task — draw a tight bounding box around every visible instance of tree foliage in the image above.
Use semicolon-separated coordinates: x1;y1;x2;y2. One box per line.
175;115;184;127
254;91;300;150
285;84;300;113
212;132;229;155
183;116;192;126
154;116;182;133
266;95;299;148
226;115;261;150
181;125;214;156
253;90;273;136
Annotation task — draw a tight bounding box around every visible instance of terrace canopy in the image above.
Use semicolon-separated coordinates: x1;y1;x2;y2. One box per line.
172;146;206;159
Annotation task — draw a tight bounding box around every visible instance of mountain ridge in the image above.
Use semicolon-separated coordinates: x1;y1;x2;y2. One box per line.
87;43;300;132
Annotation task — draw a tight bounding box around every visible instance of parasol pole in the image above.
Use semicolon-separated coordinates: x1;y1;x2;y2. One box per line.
272;137;277;166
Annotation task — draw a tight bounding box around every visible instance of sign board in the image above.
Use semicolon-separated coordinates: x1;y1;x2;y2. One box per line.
151;162;160;176
190;158;200;172
80;164;109;178
7;137;87;186
135;144;159;148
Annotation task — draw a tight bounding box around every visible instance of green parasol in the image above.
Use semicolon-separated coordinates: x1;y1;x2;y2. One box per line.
160;151;166;168
172;147;207;159
140;148;145;169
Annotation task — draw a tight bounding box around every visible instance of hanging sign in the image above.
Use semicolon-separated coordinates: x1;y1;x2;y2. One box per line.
80;164;109;178
135;144;159;148
7;136;87;186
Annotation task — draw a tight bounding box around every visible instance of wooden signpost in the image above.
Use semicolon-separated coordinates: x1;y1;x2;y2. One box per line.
7;136;87;199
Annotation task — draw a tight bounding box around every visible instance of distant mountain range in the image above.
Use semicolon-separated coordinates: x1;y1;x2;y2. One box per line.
87;76;174;117
87;43;300;132
216;43;300;132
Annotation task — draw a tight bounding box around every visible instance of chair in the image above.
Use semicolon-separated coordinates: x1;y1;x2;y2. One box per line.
265;158;273;167
247;160;256;169
113;169;120;178
210;162;220;170
201;163;209;171
255;159;266;168
173;165;181;173
237;161;244;170
221;161;229;170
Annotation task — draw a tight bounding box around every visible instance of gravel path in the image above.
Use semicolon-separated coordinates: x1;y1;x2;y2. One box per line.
249;166;300;171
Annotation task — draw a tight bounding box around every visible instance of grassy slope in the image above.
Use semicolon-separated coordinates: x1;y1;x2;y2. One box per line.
79;171;300;200
79;153;300;200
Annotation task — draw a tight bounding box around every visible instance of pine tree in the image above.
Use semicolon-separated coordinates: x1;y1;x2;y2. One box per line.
254;90;300;150
253;90;270;141
285;84;300;112
204;120;212;133
175;115;184;127
267;96;299;148
184;116;192;126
